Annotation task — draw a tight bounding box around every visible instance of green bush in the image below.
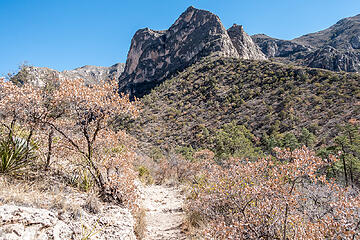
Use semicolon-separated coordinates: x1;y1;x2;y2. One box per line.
138;165;154;185
212;122;261;160
176;146;195;161
71;169;95;192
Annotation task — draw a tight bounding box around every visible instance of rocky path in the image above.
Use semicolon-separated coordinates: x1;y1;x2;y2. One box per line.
142;185;186;240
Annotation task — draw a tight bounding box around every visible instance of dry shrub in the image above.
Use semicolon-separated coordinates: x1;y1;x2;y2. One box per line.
152;150;208;185
0;77;140;211
186;147;360;239
83;194;100;214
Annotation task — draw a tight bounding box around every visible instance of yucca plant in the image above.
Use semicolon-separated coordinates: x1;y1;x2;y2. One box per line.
0;136;35;174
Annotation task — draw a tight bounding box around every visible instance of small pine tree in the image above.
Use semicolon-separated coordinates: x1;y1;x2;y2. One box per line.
299;127;316;147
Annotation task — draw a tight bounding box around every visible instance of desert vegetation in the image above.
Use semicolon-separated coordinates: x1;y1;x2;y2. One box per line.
0;75;139;209
117;56;360;239
1;56;360;240
185;147;360;239
128;57;360;156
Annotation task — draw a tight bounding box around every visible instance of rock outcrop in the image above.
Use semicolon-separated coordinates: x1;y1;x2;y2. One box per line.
12;63;125;87
252;14;360;72
227;25;266;60
119;6;265;97
0;204;136;240
62;63;125;85
303;45;360;72
252;34;312;59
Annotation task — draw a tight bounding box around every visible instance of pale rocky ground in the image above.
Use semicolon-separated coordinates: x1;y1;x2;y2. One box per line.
0;175;137;240
0;204;136;240
141;185;186;240
0;173;188;240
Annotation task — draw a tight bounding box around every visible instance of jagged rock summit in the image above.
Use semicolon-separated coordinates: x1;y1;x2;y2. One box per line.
228;24;266;60
119;6;265;97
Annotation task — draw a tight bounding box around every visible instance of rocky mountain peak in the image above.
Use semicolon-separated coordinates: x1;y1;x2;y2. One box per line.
293;13;360;50
170;6;221;30
119;6;240;97
228;24;267;60
229;24;244;33
119;6;269;98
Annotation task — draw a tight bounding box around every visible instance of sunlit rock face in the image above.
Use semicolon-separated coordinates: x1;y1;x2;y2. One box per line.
227;24;266;60
119;6;243;98
252;34;313;59
62;63;125;85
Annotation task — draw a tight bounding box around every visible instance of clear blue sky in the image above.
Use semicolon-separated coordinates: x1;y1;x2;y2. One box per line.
1;0;360;76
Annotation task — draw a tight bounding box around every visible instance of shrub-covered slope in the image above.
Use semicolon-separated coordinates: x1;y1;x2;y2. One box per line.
128;57;360;152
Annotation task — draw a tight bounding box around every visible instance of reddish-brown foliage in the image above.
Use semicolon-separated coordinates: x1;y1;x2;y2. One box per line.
187;147;360;239
0;77;139;208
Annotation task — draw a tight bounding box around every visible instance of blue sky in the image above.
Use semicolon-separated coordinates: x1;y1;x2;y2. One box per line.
1;0;360;76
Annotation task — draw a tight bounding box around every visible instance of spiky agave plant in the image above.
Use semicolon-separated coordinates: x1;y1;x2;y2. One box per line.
0;136;36;174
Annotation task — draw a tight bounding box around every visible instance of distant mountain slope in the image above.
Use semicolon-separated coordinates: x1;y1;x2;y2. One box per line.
252;34;313;59
252;14;360;72
119;6;266;98
126;56;360;151
293;14;360;50
63;63;125;84
11;63;125;86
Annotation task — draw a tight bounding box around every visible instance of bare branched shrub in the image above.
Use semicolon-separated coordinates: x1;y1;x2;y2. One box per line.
186;147;360;239
0;77;140;209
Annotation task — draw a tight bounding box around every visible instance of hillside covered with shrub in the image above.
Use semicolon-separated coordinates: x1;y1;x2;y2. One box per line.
125;57;360;157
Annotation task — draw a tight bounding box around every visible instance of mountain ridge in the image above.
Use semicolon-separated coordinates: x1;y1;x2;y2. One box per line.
13;7;360;94
253;13;360;72
123;56;360;154
11;63;125;86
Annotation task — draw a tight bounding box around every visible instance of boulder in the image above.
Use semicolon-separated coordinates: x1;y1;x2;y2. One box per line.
0;204;136;240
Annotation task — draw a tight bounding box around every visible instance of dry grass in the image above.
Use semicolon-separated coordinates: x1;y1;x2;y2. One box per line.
0;168;89;213
182;210;206;239
134;206;147;239
83;194;101;214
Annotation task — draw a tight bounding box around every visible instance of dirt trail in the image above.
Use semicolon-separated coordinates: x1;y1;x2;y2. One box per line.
142;185;186;240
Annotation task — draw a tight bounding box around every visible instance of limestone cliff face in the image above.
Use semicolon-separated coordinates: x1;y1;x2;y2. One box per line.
119;6;242;97
227;25;266;60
